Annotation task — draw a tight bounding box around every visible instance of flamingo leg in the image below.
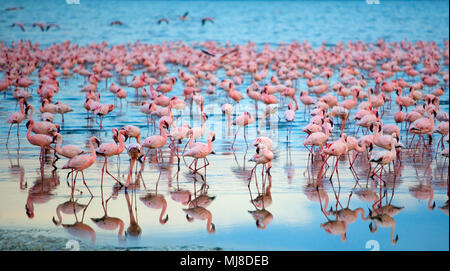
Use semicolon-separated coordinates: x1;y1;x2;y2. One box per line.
81;171;93;197
232;126;240;149
6;123;13;146
105;158;123;186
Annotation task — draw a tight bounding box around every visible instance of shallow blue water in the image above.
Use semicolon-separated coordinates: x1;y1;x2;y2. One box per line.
1;0;449;47
0;0;448;251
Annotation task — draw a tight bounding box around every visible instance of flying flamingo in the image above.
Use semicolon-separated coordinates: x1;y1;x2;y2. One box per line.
10;22;25;31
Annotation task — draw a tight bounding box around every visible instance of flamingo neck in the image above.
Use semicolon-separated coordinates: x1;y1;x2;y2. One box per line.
206;214;214;233
159;202;167;224
54;204;63;225
28;105;34;120
390;222;396;244
89;138;97;160
19;101;25;114
26;121;33;141
117;134;125;154
56;135;63;153
117;219;124;239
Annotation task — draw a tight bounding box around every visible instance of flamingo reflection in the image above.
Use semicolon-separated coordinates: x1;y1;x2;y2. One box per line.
91;189;125;242
368;214;399;245
139;178;169;224
125;190;142;238
183;206;216;234
52;197;87;226
59;197;96;245
188;182;216;209
25;169;59;219
248;174;273;230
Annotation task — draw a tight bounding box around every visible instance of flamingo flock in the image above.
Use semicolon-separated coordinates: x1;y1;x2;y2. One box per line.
1;37;449;243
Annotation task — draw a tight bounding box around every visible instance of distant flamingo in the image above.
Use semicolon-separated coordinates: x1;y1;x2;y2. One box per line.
232;111;255;148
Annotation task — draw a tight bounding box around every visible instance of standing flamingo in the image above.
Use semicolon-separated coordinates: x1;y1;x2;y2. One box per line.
62;137;100;196
96;128;127;187
7;98;27;146
232;111;255;149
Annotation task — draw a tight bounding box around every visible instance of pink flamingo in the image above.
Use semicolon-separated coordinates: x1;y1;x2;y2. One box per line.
183;131;216;175
26;120;56;168
248;144;274;186
232;111;255;148
299;91;315;115
321;134;351;184
7;98;27;146
142;120;169;166
409;108;436;149
284;101;296;136
54;133;84;159
369;137;398;181
304;118;332;158
183;206;216;234
96;128;127;187
62;136;100;196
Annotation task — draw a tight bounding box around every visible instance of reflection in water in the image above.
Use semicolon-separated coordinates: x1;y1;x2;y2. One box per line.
369;214;399;245
91;187;125;242
52;197;87;226
248;174;273;230
25;169;59;219
183;206;216;234
125;190;141;238
59;197;95;245
170;168;192;206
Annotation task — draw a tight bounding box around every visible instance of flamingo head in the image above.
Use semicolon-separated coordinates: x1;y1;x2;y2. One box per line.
210;131;216;142
26;119;34;129
119;128;129;142
25;204;34;219
161;120;169;129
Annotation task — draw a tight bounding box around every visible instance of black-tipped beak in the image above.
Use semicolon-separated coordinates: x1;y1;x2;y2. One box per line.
137;155;144;164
